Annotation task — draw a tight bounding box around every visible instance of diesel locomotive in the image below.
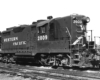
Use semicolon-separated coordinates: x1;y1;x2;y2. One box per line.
0;14;100;68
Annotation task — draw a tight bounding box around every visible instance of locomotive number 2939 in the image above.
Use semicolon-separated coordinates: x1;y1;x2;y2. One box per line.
38;35;48;41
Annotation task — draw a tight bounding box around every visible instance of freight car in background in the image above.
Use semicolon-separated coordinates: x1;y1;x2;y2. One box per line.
0;14;99;68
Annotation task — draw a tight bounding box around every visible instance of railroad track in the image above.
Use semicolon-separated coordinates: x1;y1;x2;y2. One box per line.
0;63;100;80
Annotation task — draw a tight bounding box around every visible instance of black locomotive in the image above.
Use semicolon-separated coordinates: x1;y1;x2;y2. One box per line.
0;14;99;68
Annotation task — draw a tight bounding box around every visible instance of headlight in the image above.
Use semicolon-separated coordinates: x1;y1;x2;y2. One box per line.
86;17;90;23
82;17;90;24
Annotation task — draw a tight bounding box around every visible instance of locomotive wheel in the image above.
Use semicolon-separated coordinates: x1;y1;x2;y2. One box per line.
46;54;71;68
61;54;71;67
46;56;60;68
8;56;15;63
2;56;8;63
37;54;49;66
61;57;69;66
38;58;48;66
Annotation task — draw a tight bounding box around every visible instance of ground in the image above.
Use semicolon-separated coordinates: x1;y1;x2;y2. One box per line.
0;74;31;80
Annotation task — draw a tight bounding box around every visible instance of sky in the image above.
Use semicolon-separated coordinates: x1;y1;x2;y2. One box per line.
0;0;100;43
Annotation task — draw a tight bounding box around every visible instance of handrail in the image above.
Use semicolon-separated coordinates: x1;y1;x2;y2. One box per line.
66;27;71;39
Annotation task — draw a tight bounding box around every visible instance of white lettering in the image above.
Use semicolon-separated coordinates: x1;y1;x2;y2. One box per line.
4;39;7;42
38;36;40;41
38;35;48;41
23;41;26;44
13;37;16;41
4;37;18;42
73;20;82;24
15;37;18;40
40;36;42;40
45;35;48;40
19;42;22;45
42;35;45;40
13;42;18;45
13;41;26;46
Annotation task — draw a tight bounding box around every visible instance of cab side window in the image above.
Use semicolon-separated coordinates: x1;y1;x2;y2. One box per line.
49;22;55;40
38;23;47;34
41;26;46;33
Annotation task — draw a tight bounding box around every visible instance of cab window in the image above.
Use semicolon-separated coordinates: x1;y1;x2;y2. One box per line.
38;23;48;34
49;22;55;40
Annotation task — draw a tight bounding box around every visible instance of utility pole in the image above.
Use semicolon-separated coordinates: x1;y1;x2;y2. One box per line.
94;36;96;49
94;36;96;43
88;36;90;41
91;30;93;41
87;30;93;41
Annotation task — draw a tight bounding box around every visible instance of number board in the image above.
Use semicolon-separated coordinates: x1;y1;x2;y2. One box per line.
73;20;82;25
38;35;48;41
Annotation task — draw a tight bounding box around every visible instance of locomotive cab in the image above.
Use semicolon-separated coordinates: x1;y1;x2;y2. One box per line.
37;21;48;41
36;15;90;54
